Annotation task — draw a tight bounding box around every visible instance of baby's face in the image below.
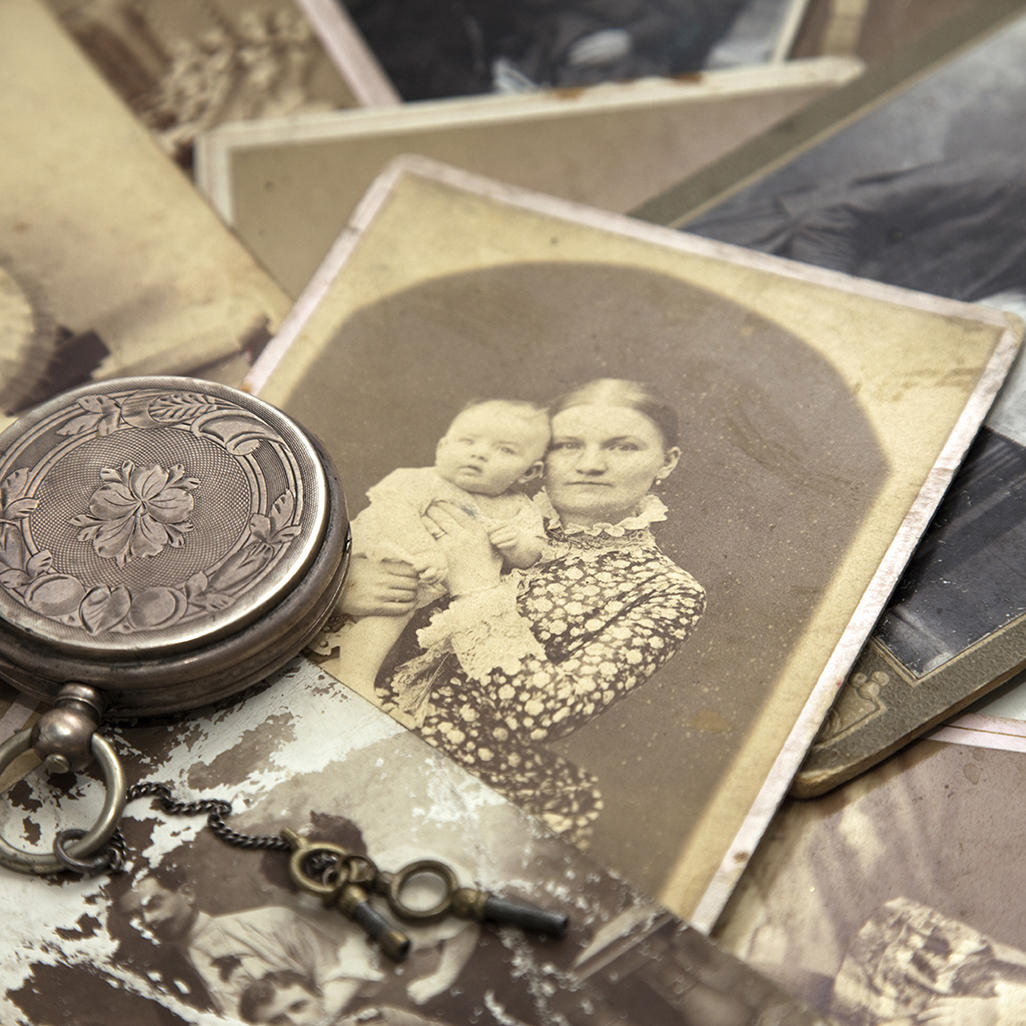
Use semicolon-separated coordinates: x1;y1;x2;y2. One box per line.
435;406;547;496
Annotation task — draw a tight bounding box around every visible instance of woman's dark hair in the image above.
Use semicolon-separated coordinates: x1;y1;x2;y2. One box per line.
238;969;321;1023
549;379;680;448
139;858;192;891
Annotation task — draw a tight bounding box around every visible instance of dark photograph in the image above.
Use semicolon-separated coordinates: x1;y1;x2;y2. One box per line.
338;0;807;100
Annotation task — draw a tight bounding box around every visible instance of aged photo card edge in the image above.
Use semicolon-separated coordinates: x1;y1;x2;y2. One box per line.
293;0;401;105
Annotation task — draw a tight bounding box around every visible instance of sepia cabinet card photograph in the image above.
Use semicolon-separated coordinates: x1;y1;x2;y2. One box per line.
651;9;1026;796
247;157;1020;929
715;736;1026;1025
0;1;291;428
44;0;398;169
0;657;832;1026
193;56;863;298
335;0;812;101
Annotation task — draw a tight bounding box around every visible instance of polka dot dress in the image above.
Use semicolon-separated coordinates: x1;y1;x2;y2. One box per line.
377;524;706;846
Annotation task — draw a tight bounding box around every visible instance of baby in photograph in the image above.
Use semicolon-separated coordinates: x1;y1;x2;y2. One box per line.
331;398;550;701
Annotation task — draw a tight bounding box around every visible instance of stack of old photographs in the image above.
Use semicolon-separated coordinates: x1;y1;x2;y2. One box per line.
6;1;1026;1023
643;0;1026;796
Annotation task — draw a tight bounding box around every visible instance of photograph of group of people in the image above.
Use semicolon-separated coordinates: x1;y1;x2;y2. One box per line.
0;661;819;1026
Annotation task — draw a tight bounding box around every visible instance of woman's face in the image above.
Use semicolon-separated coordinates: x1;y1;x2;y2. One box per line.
545;404;680;526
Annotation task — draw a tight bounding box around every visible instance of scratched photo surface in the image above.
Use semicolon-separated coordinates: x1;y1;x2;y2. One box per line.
716;738;1026;1025
0;659;828;1026
251;159;1017;927
338;0;807;100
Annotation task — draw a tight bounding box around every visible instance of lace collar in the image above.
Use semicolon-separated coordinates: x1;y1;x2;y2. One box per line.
533;490;668;538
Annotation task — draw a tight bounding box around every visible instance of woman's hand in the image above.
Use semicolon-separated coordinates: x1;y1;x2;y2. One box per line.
424;501;502;597
338;554;420;617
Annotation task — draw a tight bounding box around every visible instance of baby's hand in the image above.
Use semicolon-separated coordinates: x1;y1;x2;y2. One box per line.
409;551;447;585
915;996;1001;1025
487;523;522;554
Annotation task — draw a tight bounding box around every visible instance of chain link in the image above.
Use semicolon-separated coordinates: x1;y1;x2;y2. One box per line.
58;781;306;876
59;784;569;948
125;781;291;852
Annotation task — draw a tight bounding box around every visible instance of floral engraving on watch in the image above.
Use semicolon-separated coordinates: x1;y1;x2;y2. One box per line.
70;461;199;567
0;387;307;637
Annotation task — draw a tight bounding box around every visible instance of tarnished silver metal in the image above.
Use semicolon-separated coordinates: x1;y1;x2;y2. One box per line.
53;827;124;875
0;376;350;715
0;377;349;874
0;727;126;874
31;683;105;773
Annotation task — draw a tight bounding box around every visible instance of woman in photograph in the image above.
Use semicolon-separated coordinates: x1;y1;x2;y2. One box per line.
334;378;706;844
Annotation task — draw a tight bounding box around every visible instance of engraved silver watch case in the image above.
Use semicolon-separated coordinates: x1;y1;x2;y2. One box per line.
0;377;350;872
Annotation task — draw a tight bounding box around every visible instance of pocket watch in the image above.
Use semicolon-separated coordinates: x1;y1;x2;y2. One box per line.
0;377;350;872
